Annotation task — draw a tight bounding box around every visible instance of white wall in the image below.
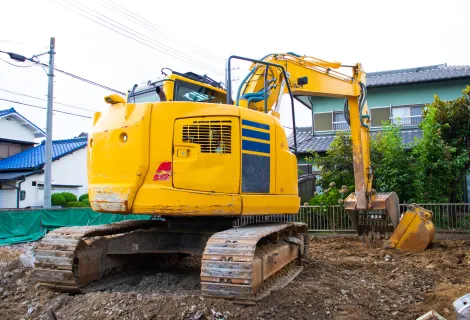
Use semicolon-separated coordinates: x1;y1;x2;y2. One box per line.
0;116;37;143
1;147;88;208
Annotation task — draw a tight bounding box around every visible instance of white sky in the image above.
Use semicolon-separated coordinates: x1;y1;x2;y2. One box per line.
0;0;469;140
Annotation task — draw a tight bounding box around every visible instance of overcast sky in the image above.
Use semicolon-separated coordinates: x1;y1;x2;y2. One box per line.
1;0;469;140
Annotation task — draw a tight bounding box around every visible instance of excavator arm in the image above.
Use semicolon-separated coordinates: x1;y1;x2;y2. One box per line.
232;53;433;248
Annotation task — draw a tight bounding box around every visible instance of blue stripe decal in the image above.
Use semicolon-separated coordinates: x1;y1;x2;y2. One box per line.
242;128;270;141
242;119;270;130
242;140;270;154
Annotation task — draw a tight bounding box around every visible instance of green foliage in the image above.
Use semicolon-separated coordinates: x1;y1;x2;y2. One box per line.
51;193;67;206
414;86;470;202
64;201;88;208
308;183;353;207
61;192;77;202
370;122;421;203
305;131;355;190
305;86;470;205
78;193;89;202
81;198;90;206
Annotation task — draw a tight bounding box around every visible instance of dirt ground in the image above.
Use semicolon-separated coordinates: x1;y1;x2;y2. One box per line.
0;236;468;320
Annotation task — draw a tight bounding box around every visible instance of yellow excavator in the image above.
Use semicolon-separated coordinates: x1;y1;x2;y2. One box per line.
33;53;434;301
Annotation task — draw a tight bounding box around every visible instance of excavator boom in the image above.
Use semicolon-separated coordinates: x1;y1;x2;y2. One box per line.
230;53;434;249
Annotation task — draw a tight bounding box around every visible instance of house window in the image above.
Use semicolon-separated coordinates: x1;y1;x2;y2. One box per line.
314;112;332;132
332;112;349;131
391;105;423;126
370;107;391;127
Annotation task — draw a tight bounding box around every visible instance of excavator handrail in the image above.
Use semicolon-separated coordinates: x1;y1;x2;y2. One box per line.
226;55;298;154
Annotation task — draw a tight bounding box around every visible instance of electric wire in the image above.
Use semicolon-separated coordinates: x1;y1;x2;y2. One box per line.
54;0;224;75
0;88;97;113
0;98;93;119
52;66;125;95
96;0;225;64
0;49;125;95
0;56;36;68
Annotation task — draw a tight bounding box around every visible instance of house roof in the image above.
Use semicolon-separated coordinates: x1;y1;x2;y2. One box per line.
367;64;470;88
0;108;46;138
0;170;43;182
288;127;422;153
0;137;88;171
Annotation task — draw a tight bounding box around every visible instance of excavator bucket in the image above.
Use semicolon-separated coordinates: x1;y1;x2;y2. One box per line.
344;192;401;236
388;204;435;253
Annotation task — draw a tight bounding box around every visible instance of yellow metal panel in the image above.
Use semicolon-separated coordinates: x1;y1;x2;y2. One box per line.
173;116;240;193
132;186;241;216
241;195;299;215
274;118;298;196
88;102;152;212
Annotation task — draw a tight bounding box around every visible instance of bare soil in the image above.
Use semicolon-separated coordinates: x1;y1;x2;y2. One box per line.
0;236;468;320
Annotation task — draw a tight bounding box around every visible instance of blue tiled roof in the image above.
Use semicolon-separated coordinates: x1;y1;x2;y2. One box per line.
0;108;15;117
0;107;46;137
367;64;470;87
288;127;422;153
0;137;88;171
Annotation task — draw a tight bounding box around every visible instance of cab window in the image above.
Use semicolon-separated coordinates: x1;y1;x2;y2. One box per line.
175;80;225;104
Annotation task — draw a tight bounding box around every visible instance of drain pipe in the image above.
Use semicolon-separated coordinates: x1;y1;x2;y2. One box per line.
17;177;25;208
4;176;26;209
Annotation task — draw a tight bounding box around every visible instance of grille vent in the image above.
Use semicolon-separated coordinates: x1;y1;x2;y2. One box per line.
182;120;232;154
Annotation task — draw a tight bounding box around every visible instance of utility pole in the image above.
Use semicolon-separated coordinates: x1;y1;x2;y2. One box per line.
43;37;55;209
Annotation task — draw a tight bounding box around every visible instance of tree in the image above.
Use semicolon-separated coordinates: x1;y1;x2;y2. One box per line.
305;131;355;190
370;123;421;203
306;124;419;204
414;86;470;203
306;86;470;206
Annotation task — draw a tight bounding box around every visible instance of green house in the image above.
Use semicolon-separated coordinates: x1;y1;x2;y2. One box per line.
288;63;470;198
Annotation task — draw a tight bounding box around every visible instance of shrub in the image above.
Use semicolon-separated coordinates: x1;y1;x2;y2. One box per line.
51;193;67;206
64;201;87;208
79;193;89;202
81;198;90;206
61;192;77;202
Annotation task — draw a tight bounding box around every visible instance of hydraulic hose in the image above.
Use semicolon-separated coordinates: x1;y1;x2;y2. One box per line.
343;82;369;128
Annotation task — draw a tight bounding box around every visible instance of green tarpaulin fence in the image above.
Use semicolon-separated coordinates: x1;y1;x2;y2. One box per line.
0;208;152;246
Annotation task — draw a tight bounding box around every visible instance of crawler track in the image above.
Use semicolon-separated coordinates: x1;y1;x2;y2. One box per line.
200;222;308;302
34;220;308;301
34;220;166;292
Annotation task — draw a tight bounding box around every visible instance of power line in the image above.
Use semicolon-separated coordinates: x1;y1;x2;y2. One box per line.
0;49;125;95
0;98;92;119
68;0;224;74
96;0;226;64
54;0;224;75
0;88;97;113
0;56;36;68
53;66;125;95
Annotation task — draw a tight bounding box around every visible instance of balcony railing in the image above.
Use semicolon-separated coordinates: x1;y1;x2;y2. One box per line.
332;121;350;131
390;115;423;127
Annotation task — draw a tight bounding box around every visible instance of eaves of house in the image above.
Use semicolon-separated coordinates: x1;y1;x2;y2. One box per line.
0;107;46;139
288;127;422;154
0;137;88;181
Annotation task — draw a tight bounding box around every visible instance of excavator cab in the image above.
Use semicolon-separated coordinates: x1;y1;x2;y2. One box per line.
126;70;227;105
